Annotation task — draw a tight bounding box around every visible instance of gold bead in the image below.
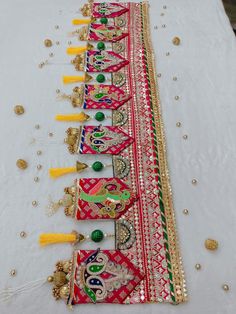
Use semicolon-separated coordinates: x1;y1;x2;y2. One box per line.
205;238;218;251
183;134;188;140
37;164;42;170
34;176;39;182
195;263;201;270
44;39;53;47
10;269;17;276
222;284;229;291
35;124;40;129
192;178;197;185
53;271;67;287
20;231;27;238
47;275;54;283
32;200;38;206
176;122;181;127
183;209;189;215
14;105;25;115
173;76;177;81
175;95;180;100
37;150;42;155
172;37;181;46
16;159;28;170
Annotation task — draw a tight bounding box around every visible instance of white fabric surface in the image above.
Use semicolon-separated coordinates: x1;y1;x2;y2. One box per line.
0;0;236;313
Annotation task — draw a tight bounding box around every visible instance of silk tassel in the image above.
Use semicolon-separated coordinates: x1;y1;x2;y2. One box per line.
49;162;88;179
55;112;90;122
39;233;77;246
72;18;91;25
63;73;92;84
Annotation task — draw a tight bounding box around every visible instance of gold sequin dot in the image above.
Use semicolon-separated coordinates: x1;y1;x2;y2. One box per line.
183;134;188;140
35;124;40;129
32;200;38;206
173;76;177;81
10;269;17;276
192;178;197;185
44;39;53;47
205;238;218;251
55;25;59;29
37;150;42;155
34;176;39;182
172;37;181;46
176;122;181;127
20;231;27;238
183;209;189;215
49;52;54;57
175;96;180;100
14;105;25;115
222;284;229;291
56;41;60;45
37;164;42;170
157;73;161;77
56;89;60;94
195;263;201;270
16;159;28;170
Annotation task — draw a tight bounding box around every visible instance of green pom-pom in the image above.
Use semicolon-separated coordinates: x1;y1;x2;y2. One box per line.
96;74;106;83
97;42;106;51
91;229;104;243
95;112;105;122
100;17;108;24
92;161;104;172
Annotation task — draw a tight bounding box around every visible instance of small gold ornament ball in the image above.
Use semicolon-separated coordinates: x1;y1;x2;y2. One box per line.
205;238;218;251
183;134;188;140
14;105;25;115
16;159;28;170
59;285;69;299
47;275;54;283
20;231;27;238
44;39;53;47
172;37;181;46
10;269;17;276
195;263;201;270
192;178;197;185
176;122;181;127
183;208;189;215
222;284;229;291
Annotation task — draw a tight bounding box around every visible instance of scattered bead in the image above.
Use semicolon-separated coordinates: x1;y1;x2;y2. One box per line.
47;276;54;283
175;96;180;100
10;269;17;277
162;24;166;28
92;161;104;172
49;53;54;57
20;231;27;238
35;124;40;129
176;122;181;127
163;5;167;9
195;263;201;270
37;164;42;170
16;159;28;170
56;41;60;45
222;284;229;291
48;132;54;137
172;37;181;46
37;150;42;155
183;134;188;140
55;25;59;29
157;73;161;77
173;76;178;81
154;25;158;30
44;39;52;47
91;229;104;243
68;41;72;45
14;105;25;115
183;209;189;215
192;179;197;185
34;176;39;182
95;112;105;122
56;89;60;94
205;239;218;251
166;52;170;56
38;63;44;68
32;200;38;206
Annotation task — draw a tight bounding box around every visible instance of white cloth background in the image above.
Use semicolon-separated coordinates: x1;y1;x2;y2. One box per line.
0;0;236;313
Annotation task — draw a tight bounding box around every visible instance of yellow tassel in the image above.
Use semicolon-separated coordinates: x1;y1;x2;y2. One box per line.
63;75;85;84
72;19;91;25
49;166;77;179
67;46;88;55
55;112;90;122
39;233;77;246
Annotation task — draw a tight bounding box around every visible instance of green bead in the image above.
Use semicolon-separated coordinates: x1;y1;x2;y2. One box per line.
92;161;104;172
95;112;105;122
96;74;106;83
91;229;104;243
97;42;106;51
100;17;108;24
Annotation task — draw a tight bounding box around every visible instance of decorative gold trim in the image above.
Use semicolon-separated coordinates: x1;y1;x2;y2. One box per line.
142;2;187;303
65;127;81;154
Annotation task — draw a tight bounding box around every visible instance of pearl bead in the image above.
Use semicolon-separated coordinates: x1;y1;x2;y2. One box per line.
222;284;229;291
195;263;201;270
183;209;189;215
55;25;59;29
176;122;181;127
183;134;188;140
20;231;27;238
192;179;197;185
37;150;42;155
32;200;38;206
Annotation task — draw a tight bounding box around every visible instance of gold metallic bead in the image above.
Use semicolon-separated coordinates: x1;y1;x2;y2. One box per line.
34;176;39;182
32;200;38;206
47;275;54;283
16;159;28;170
163;5;167;9
222;284;229;291
172;37;181;46
37;164;42;170
56;41;60;45
35;124;40;129
192;178;197;185
195;263;201;270
160;13;164;16
20;231;27;238
176;122;181;127
205;238;218;251
62;261;71;273
37;150;42;155
183;209;189;215
157;73;161;77
14;105;25;115
183;134;188;140
53;271;67;287
49;52;54;57
175;96;180;100
59;285;69;299
10;269;17;276
173;76;177;81
44;39;53;47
